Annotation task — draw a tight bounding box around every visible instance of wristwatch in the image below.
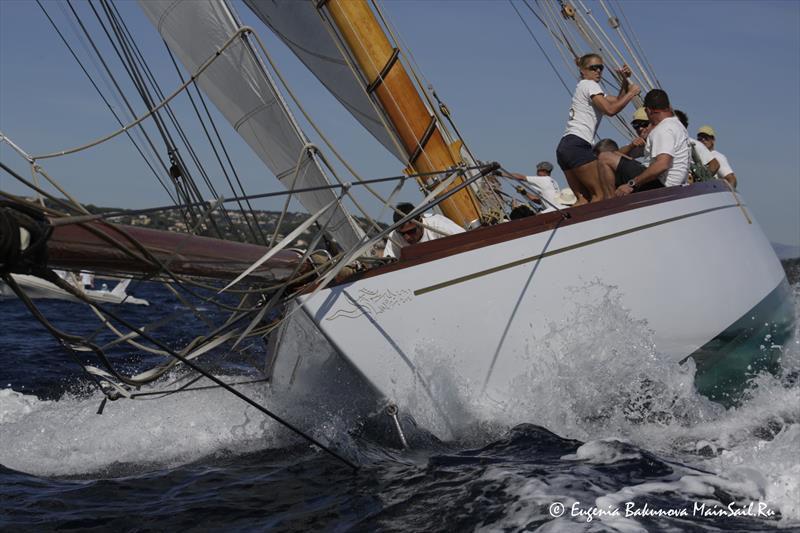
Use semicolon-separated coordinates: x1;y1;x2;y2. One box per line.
627;179;637;189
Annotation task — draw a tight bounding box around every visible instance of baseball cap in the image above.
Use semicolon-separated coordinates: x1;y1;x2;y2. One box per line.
697;125;716;138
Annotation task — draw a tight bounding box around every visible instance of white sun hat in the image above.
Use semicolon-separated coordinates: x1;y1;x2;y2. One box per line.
558;188;577;206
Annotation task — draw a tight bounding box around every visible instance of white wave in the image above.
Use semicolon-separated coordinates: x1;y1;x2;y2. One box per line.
0;378;302;477
408;280;800;527
562;439;643;465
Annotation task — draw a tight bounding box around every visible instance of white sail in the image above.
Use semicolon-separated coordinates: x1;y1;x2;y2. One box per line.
138;0;364;249
243;0;405;163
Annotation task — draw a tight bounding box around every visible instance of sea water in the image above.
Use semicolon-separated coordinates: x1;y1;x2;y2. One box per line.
1;261;798;532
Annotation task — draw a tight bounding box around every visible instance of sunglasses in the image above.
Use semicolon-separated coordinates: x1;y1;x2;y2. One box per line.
398;225;421;238
697;134;715;141
586;64;604;72
631;120;649;129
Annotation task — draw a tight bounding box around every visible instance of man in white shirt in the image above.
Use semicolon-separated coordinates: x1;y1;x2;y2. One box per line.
383;202;465;259
697;125;738;189
510;161;567;212
615;89;690;196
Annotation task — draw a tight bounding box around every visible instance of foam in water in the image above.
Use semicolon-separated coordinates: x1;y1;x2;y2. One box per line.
0;377;305;476
397;279;800;528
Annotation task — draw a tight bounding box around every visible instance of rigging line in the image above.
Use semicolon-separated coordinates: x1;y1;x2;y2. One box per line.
28;26;252;160
312;148;386;238
32;1;175;204
371;0;468;160
0;161;89;216
66;218;269;311
312;4;408;164
0;193;275;303
66;1;204;220
533;1;630;140
103;2;236;236
96;0;215;219
63;0;172;174
0;190;63;218
30;165;92;216
223;2;366;243
512;0;572;96
246;27;413;219
80;2;200;226
0;132;87;215
174;79;262;243
563;2;638;137
575;0;626;67
269;147;314;248
181;76;266;244
129;378;271;400
333;6;440;178
534;0;581;81
56;1;157;172
71;163;491;223
229;194;351;349
575;0;647;101
597;0;653;91
612;0;660;89
308;163;500;301
12;271;358;471
540;0;579;60
2;271;164;389
95;0;220;231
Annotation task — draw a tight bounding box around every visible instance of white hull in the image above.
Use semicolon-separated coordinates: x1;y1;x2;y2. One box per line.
272;185;792;437
0;275;149;306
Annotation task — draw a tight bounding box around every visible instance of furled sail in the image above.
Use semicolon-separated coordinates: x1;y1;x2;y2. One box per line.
138;0;364;250
243;0;405;163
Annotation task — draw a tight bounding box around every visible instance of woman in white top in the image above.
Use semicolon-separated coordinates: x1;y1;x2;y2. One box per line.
556;54;640;205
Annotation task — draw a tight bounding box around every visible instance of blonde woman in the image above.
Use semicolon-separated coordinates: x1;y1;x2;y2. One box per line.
556;54;640;204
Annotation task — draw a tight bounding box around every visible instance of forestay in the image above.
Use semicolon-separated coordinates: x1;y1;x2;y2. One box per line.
138;0;364;249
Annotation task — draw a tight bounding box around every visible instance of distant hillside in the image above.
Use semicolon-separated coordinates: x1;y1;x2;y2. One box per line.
39;199;379;249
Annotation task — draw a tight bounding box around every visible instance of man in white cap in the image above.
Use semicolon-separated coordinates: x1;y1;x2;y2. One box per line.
697;125;737;189
510;161;564;212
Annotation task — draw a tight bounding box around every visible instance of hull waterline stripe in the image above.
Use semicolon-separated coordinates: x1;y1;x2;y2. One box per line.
414;204;737;296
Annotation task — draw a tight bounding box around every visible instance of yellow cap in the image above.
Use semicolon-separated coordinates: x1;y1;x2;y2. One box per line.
697;125;716;137
632;107;648;122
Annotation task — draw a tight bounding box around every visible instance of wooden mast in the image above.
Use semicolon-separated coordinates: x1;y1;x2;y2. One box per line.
322;0;482;228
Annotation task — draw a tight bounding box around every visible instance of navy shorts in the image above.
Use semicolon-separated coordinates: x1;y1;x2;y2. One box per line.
615;157;646;187
557;134;596;171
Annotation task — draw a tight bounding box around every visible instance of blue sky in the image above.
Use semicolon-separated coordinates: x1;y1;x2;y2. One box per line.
1;0;798;246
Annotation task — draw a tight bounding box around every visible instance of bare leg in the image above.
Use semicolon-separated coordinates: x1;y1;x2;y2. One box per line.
597;151;623;196
564;169;590;205
571;160;606;202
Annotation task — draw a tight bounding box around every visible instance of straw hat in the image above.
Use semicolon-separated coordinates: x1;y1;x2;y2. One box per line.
558;188;577;206
697;125;716;137
632;107;648;122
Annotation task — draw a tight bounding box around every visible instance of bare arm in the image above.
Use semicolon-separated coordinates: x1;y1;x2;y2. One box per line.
592;87;639;117
723;173;738;189
706;158;720;175
591;64;639;117
619;136;646;157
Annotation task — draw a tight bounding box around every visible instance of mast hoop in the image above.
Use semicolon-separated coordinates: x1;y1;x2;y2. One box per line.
409;116;438;166
365;47;400;94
